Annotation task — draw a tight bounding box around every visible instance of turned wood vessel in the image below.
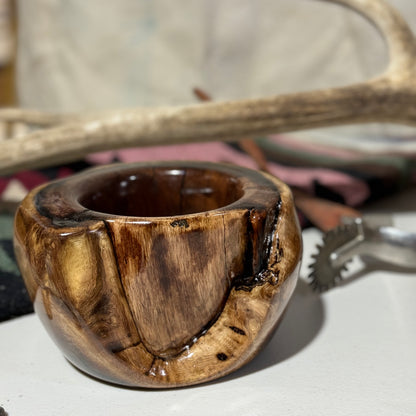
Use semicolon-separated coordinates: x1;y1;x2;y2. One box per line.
14;161;302;388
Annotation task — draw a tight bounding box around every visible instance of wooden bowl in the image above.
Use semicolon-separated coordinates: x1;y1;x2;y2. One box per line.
14;161;302;388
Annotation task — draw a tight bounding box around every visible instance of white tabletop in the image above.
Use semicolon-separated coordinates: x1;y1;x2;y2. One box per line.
1;194;416;416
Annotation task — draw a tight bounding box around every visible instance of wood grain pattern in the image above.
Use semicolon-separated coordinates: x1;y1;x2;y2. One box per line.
13;161;301;387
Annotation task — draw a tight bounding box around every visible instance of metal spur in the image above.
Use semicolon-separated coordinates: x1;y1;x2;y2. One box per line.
309;216;416;292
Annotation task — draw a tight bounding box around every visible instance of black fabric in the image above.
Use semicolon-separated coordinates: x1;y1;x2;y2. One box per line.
0;237;33;322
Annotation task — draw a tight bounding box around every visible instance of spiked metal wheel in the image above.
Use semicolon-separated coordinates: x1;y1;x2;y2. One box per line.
308;222;361;292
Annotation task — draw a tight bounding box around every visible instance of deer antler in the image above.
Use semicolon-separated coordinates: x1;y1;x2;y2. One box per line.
1;0;416;175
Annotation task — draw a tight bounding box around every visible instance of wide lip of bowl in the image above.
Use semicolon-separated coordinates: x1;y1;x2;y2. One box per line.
33;160;283;224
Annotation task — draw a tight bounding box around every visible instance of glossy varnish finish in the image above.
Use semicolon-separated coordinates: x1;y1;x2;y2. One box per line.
14;161;302;387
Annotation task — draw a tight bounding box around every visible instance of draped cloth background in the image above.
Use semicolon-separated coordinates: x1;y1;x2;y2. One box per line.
13;0;416;205
2;0;416;320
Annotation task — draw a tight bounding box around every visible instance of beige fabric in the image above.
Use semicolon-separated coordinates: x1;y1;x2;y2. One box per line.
15;0;416;146
0;0;13;66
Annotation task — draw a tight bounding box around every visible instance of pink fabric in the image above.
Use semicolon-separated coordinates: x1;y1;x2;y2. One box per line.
88;142;370;206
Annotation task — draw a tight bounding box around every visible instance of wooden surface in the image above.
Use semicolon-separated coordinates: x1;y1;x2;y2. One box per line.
0;0;16;106
13;161;302;387
0;62;15;106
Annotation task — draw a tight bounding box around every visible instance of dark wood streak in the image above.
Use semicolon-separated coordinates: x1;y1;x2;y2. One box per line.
233;200;282;291
150;234;179;294
229;326;246;336
111;341;142;355
170;219;189;228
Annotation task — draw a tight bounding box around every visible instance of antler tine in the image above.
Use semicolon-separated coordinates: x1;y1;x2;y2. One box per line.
331;0;416;77
1;0;416;175
0;108;86;127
